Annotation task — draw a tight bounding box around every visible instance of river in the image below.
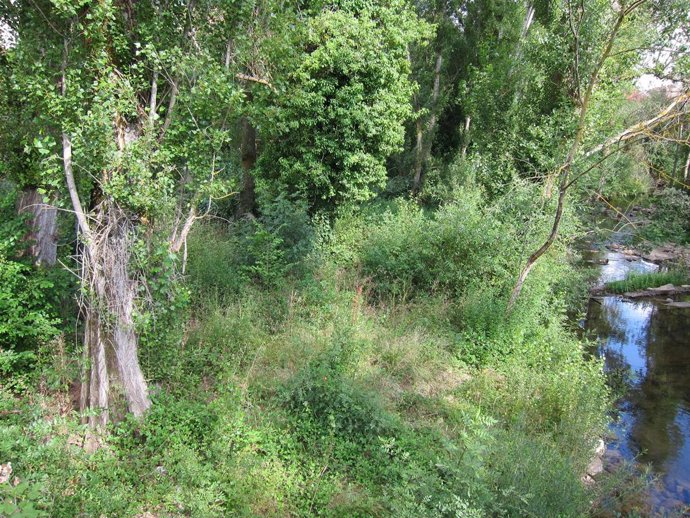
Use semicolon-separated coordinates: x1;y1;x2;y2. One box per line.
584;248;690;515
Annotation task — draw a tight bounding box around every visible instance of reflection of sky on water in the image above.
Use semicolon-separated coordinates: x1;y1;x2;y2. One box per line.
664;409;690;484
598;252;658;284
598;297;653;379
586;252;690;512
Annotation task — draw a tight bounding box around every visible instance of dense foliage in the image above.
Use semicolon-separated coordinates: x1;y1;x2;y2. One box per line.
0;0;688;515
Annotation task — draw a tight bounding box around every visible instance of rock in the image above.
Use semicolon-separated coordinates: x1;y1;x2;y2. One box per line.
644;248;676;262
581;474;595;487
624;285;690;298
604;449;623;462
0;463;11;484
587;456;604;477
649;283;676;292
594;439;605;457
665;301;690;309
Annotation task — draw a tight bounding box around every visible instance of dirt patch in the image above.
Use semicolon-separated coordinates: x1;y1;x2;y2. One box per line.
414;368;471;398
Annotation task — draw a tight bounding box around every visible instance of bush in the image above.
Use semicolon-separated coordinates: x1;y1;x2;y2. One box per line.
358;190;515;300
640;187;690;244
285;336;394;440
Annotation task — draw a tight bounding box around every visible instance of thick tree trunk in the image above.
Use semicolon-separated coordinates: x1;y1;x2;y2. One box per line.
237;115;257;217
16;187;58;266
60;30;150;432
79;202;151;424
83;305;109;429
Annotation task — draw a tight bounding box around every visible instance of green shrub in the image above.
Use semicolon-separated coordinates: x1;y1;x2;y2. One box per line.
459;329;609;463
485;430;590;517
285;346;395;440
358;189;516;300
0;257;60;351
186;223;248;296
640;187;690;244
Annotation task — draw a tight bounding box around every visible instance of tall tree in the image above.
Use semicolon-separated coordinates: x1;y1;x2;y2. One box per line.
2;0;249;429
508;0;690;308
256;0;431;210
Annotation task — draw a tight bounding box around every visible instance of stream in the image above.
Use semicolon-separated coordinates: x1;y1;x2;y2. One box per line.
584;247;690;515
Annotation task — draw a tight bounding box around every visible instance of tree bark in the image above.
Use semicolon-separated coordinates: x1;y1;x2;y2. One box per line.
412;118;424;191
16;187;58;266
237;115;257;217
413;52;443;193
461;116;471;158
78;202;151;424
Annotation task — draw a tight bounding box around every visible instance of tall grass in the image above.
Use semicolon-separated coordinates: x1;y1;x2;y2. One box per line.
605;270;689;294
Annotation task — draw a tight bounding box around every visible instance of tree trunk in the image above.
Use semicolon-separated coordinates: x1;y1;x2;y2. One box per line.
79;202;151;424
461;116;471;158
237;115;257;217
16;187;58;266
63;128;151;428
60;28;151;432
83;304;109;429
413;52;443;193
412;118;424;191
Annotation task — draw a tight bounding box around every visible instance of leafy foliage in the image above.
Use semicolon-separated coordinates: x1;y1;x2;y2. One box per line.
258;1;431;208
640;188;690;244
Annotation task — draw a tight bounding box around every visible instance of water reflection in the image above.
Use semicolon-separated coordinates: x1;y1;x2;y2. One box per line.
597;252;658;284
585;253;690;513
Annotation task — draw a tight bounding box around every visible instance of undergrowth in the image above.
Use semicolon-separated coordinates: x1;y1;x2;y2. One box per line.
0;186;639;517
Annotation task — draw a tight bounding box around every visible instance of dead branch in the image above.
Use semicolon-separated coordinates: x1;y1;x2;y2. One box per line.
236;73;275;91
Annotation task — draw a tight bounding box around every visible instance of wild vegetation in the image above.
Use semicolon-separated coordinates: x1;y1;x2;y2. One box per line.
0;0;689;516
603;270;689;294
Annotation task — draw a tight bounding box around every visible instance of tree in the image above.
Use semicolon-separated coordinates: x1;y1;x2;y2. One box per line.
507;0;690;309
256;0;431;210
1;0;249;429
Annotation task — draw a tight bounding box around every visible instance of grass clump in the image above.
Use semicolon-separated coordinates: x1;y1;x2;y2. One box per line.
604;270;689;294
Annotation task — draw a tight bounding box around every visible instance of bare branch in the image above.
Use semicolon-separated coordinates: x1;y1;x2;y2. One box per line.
159;77;179;141
236;73;275;91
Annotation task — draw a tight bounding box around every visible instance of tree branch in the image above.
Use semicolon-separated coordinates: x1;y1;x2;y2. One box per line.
507;4;642;311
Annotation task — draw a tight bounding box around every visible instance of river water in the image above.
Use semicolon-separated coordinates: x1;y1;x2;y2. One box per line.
585;249;690;515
